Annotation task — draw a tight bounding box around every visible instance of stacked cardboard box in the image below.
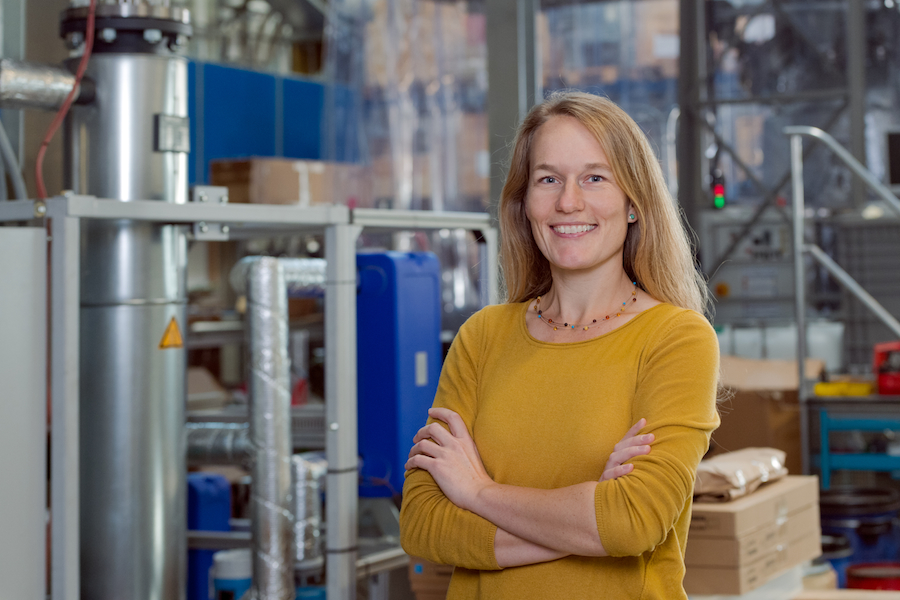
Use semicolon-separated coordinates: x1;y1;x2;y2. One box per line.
684;475;822;596
713;356;825;474
209;158;371;208
407;557;453;600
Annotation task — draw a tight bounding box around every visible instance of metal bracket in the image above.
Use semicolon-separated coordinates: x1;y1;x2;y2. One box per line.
190;185;229;205
190;186;230;240
192;220;230;241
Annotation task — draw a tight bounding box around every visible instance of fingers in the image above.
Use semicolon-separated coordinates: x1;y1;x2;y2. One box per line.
405;451;434;471
428;407;470;439
622;418;647;440
412;422;455;445
613;432;654;453
608;444;652;467
600;463;634;483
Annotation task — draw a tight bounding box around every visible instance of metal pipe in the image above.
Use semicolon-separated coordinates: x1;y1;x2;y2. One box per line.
230;257;326;298
847;0;867;207
0;58;93;111
0;120;27;199
186;423;252;468
805;243;900;338
292;453;327;564
790;133;809;475
245;256;296;600
784;126;900;218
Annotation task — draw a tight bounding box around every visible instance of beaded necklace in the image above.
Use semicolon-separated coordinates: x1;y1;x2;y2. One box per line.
534;282;638;331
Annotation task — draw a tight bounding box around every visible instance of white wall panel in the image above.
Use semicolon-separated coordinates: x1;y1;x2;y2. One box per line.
0;227;47;598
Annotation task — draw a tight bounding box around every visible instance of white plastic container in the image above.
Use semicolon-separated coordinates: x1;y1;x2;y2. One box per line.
211;548;251;600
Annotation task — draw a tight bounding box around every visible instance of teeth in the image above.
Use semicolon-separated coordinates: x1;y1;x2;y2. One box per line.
553;224;596;234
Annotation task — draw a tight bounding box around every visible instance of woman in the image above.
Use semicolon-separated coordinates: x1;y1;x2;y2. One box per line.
400;91;720;599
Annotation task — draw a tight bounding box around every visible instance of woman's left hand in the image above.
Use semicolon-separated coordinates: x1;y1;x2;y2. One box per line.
405;407;493;512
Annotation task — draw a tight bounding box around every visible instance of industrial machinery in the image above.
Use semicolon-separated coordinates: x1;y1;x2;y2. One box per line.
0;1;193;597
65;4;191;599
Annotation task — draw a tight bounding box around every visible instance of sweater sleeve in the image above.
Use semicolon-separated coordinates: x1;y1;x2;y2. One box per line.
399;309;501;570
595;309;720;557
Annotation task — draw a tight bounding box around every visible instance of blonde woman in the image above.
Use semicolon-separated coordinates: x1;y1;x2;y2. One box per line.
400;91;720;599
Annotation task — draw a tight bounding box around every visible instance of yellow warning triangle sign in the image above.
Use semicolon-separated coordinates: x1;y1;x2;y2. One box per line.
159;317;184;349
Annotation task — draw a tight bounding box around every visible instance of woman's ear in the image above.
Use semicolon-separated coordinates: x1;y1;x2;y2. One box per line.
627;203;637;223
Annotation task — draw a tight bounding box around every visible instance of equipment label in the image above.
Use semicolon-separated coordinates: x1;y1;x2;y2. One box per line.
159;317;184;349
415;351;428;387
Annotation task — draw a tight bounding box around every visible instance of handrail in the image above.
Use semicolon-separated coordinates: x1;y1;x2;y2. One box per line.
784;126;900;217
786;125;900;476
805;243;900;338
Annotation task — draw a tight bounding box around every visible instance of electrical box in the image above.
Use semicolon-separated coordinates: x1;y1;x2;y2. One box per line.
357;252;442;498
698;208;795;324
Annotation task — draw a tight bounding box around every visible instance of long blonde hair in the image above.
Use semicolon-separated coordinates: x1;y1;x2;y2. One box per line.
499;91;709;314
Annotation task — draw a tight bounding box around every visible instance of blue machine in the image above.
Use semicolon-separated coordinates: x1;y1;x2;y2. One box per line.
357;252;442;498
187;473;232;600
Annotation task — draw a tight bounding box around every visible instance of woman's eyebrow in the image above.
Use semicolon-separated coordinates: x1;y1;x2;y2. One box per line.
532;162;613;173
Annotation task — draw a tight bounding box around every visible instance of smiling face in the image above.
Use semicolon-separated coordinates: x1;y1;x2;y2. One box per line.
524;115;634;278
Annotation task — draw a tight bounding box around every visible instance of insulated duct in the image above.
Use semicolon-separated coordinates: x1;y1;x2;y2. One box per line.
243;256;296;600
0;58;93;110
292;453;327;564
186;423;252;468
231;257;326;298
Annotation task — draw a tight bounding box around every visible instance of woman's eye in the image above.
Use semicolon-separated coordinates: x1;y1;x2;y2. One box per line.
539;176;557;184
587;175;604;183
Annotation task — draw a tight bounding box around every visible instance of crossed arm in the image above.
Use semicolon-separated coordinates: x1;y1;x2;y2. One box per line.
404;408;653;567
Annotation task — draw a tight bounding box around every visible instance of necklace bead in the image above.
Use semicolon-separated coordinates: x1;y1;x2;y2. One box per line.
535;281;638;333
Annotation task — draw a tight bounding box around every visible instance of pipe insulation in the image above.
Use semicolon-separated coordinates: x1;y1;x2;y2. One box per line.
0;59;94;111
186;423;252;468
231;257;326;298
292;453;327;564
246;256;296;600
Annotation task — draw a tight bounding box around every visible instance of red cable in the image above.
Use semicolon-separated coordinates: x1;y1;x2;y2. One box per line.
35;0;97;200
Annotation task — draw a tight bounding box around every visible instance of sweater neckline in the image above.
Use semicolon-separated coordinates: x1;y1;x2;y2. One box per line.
517;300;668;348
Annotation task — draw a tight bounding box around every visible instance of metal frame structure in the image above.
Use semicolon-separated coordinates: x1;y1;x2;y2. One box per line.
786;126;900;475
0;196;498;600
678;0;868;274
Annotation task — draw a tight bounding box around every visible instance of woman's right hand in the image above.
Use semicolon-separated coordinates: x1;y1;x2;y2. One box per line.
599;418;653;482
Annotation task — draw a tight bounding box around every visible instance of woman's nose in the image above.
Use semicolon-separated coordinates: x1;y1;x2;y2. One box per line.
556;181;585;212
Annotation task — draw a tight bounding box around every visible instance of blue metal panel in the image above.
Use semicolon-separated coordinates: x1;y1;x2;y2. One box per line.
201;64;277;173
187;63;359;184
357;252;442;498
283;78;323;160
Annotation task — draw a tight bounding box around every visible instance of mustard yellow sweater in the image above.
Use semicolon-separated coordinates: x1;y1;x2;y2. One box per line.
400;302;720;600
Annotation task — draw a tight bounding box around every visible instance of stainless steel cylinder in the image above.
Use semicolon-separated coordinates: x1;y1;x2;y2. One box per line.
67;52;189;600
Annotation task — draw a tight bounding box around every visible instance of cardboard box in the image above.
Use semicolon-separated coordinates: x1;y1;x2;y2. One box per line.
187;366;229;411
684;532;822;596
685;502;820;567
690;476;819;539
713;356;826;474
209;158;371;208
408;557;453;595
